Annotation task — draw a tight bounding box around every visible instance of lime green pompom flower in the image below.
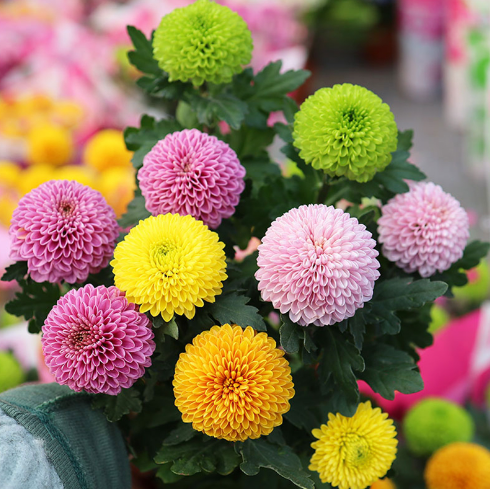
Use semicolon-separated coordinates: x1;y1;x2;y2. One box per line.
153;0;253;87
403;398;474;456
293;84;398;182
0;351;25;393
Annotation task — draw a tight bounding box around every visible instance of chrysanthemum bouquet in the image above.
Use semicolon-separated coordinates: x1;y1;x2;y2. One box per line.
2;1;489;488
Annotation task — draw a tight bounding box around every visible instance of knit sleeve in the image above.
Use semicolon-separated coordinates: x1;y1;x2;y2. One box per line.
0;408;64;489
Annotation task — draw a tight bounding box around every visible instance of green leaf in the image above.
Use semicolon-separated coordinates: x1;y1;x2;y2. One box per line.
156;463;183;483
5;279;61;333
124;116;182;169
118;190;151;228
346;309;367;350
273;122;293;143
1;261;28;282
279;316;306;354
155;439;222;476
207;292;267;331
368;278;448;335
397;129;414;152
92;387;142;422
373;156;425;194
226;126;275;159
163;423;197;446
250;62;311;107
283;96;299;124
318;328;364;415
359;343;424;400
236;439;314;489
153;317;179;339
193;93;248;130
126;26;160;75
453;240;490;270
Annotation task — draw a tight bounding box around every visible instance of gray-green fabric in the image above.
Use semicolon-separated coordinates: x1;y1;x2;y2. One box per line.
0;383;131;489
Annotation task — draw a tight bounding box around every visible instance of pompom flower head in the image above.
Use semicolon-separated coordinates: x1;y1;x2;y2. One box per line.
83;129;133;171
309;401;398;489
256;204;380;326
139;129;245;229
10;180;119;283
293;84;398;182
403;398;474;456
173;324;294;441
42;284;155;395
424;442;490;489
111;214;227;321
153;0;253;86
0;352;24;393
27;123;74;167
378;182;469;277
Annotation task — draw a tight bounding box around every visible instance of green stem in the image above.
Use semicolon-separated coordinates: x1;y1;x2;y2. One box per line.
316;173;330;204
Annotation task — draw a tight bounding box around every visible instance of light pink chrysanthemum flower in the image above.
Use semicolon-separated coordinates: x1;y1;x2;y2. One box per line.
255;204;380;327
42;284;155;395
9;180;119;283
138;129;246;229
378;182;469;277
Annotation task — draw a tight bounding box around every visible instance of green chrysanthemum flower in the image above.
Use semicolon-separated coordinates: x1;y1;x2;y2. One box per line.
403;398;475;456
293;84;398;182
0;351;24;393
153;0;253;86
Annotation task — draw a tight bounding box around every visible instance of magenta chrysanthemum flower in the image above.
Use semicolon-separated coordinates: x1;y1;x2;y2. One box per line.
42;284;155;395
378;182;469;277
255;204;380;327
138;129;246;229
9;180;119;283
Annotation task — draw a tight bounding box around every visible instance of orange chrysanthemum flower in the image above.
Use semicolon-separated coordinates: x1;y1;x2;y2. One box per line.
425;442;490;489
370;478;396;489
173;324;295;442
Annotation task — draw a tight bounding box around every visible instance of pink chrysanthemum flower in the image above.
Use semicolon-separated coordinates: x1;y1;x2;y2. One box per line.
378;182;469;277
9;180;119;283
138;129;246;229
42;284;155;395
255;204;380;327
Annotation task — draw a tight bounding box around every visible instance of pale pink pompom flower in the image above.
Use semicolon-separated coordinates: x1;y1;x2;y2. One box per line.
138;129;246;229
42;284;155;395
255;204;380;327
378;182;469;277
9;180;119;284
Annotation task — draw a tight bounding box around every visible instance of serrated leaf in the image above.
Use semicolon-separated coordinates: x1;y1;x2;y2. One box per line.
193;93;248;130
155;439;221;476
226;126;275;159
163;423;197;446
347;309;367;350
454;240;490;270
368;278;447;335
359;343;424;400
156;463;183;483
283;96;299;124
118;191;151;228
373;157;425;194
92;387;142;422
397;129;414;151
207;292;266;331
126;26;160;75
162;318;179;339
251;62;310;104
279;316;303;354
5;279;61;333
1;261;28;282
236;439;314;489
318;328;364;415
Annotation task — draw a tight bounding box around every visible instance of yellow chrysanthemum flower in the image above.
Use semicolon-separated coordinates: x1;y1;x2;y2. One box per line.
112;214;227;320
97;167;135;218
83;129;132;171
54;165;98;189
26;123;74;166
173;324;295;442
425;442;490;489
370;478;396;489
309;401;398;489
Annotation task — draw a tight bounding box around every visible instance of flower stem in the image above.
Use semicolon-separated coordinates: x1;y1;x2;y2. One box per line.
316;173;330;204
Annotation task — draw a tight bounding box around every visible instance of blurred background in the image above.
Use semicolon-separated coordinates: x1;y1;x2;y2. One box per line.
1;0;490;460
